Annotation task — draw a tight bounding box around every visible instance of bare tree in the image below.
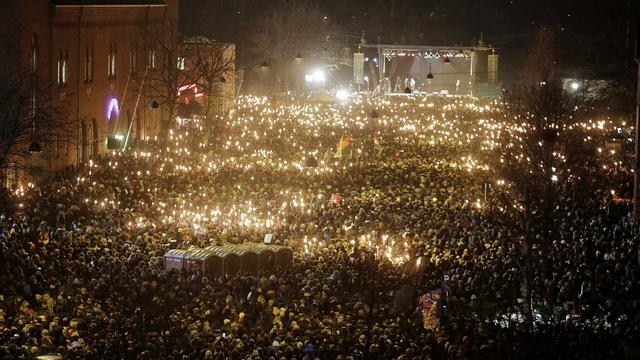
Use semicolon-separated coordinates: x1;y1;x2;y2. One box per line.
145;19;196;137
188;40;236;142
0;57;72;187
337;246;418;337
487;28;597;327
250;0;340;93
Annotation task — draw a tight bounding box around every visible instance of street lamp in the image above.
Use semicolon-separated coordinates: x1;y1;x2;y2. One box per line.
28;118;42;154
28;141;42;154
292;54;304;93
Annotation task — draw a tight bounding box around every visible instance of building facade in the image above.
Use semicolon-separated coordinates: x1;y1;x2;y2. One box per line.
177;36;236;127
2;0;180;187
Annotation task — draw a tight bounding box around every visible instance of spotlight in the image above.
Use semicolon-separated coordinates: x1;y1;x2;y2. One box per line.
336;89;350;101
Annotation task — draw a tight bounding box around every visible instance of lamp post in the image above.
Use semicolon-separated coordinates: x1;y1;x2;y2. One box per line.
293;54;303;94
29;118;42;154
260;61;270;95
217;76;226;115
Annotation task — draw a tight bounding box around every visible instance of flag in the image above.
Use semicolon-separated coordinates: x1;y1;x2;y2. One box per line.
335;135;351;158
373;134;383;155
419;288;443;330
336;135;351;151
334;146;342;159
343;135;351;148
323;149;332;163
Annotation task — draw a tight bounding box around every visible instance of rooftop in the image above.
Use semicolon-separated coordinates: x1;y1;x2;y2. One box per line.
54;0;167;6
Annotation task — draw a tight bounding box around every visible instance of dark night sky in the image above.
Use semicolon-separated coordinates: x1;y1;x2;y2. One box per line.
180;0;639;83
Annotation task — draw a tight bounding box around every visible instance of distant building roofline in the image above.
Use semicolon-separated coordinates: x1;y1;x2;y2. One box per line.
54;0;167;7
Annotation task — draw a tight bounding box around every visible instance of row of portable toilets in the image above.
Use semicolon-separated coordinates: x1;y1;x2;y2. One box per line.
164;243;294;275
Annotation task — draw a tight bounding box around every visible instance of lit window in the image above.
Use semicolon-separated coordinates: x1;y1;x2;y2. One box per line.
30;36;38;73
177;56;185;70
85;46;93;83
108;44;117;79
148;50;156;69
57;49;68;86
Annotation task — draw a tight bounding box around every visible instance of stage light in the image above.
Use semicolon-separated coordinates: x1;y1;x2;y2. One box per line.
570;82;580;91
114;134;124;140
311;70;326;83
336;89;350;101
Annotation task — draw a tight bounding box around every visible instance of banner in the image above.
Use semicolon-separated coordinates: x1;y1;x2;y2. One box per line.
420;288;443;330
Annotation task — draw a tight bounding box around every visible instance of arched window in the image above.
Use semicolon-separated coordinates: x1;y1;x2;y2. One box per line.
30;35;38;73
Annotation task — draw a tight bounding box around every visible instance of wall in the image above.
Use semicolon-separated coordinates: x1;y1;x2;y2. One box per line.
21;1;179;179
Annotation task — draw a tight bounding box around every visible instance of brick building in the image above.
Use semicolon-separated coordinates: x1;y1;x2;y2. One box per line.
2;0;180;187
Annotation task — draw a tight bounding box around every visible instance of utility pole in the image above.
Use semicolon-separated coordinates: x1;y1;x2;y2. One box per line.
634;19;640;223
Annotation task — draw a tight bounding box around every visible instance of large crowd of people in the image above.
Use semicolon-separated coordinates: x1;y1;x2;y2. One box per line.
1;94;638;359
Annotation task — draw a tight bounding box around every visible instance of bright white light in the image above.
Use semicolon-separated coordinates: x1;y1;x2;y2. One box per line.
551;175;558;182
114;134;124;140
363;76;369;82
570;82;580;91
336;89;350;101
305;74;313;83
311;70;326;83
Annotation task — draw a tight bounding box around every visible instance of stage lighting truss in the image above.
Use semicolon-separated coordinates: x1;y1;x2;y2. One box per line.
383;49;469;62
